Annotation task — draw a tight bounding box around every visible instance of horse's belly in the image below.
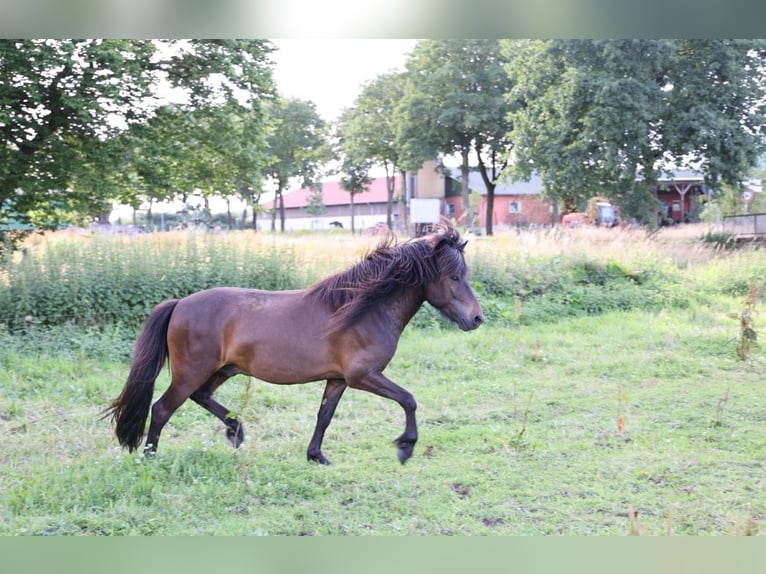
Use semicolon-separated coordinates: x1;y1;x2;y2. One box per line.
230;337;341;385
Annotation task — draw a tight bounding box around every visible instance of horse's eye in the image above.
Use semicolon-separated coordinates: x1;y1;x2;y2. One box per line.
450;275;459;281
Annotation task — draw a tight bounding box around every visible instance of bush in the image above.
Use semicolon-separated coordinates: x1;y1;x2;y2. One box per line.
700;231;737;250
466;251;701;327
0;231;302;330
1;229;762;332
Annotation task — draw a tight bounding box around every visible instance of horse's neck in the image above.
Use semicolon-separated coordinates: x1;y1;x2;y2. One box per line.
379;285;426;334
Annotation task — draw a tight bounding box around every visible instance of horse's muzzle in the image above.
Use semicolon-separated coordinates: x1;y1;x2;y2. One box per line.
457;311;485;331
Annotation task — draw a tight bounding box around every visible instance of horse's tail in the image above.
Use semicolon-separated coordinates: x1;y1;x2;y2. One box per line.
104;299;179;452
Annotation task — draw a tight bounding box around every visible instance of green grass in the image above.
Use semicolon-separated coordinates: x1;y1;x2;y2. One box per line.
1;300;764;535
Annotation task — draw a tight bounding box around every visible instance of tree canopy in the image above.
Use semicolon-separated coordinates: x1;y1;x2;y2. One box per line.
397;39;515;234
505;39;766;221
336;71;406;228
4;38;765;236
1;39;276;230
262;97;331;231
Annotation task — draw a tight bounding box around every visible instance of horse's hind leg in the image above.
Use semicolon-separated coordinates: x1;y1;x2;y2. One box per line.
306;379;346;465
144;363;222;455
144;382;198;455
190;365;245;448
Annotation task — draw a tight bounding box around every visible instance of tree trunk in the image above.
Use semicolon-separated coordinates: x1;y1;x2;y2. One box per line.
270;191;279;231
384;163;394;229
401;172;410;234
477;148;509;237
350;193;356;234
460;146;471;227
477;156;496;236
484;183;496;236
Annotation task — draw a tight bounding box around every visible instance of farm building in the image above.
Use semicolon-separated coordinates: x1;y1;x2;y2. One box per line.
459;169;707;229
262;162;709;232
653;171;707;225
463;171;556;228
261;161;461;232
261;177;403;232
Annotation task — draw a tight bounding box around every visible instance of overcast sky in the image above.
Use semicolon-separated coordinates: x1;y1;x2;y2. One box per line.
269;39;417;121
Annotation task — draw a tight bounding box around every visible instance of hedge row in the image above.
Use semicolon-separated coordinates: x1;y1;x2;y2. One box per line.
2;232;763;332
0;234;300;329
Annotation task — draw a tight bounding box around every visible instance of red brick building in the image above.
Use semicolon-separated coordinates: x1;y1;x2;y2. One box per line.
473;173;555;228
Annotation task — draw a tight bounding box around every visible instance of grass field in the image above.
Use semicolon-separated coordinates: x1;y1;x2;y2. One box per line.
1;225;765;535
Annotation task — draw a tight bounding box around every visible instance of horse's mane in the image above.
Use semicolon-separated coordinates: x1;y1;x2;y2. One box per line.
306;221;467;333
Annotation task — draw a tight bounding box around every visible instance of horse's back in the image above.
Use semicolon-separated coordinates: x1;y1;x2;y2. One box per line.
167;286;340;384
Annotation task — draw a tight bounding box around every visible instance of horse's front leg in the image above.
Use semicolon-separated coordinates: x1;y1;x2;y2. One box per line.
306;378;347;465
348;370;417;464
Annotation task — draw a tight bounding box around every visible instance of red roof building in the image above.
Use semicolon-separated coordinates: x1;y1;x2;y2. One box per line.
262;176;404;231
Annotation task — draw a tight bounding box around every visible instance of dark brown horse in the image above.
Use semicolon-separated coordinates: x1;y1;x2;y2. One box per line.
105;222;484;464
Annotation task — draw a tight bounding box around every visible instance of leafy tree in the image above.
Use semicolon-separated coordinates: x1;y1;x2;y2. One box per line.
336;72;406;229
505;39;766;224
305;183;326;217
397;39;515;235
263;97;331;231
339;158;373;235
704;166;766;221
1;39;275;233
0;39;156;229
155;40;275;228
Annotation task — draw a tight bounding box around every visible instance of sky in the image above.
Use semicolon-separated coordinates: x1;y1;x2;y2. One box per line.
269;39;418;121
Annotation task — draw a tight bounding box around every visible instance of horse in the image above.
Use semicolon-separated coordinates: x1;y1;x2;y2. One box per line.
105;221;484;465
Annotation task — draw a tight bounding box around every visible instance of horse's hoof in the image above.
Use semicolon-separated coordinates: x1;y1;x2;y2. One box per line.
226;427;244;448
396;441;415;464
307;452;331;465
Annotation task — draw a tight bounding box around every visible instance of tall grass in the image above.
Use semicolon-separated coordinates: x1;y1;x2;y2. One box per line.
1;224;764;331
464;224;764;326
0;230;303;329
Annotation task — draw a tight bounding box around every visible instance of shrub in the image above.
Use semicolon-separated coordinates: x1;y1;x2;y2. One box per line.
466;250;701;327
1;228;762;332
0;231;302;330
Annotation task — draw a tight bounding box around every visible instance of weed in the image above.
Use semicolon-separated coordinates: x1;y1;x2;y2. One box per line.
733;283;761;360
509;382;534;448
713;387;730;428
700;231;737;250
626;506;644;536
616;385;628;435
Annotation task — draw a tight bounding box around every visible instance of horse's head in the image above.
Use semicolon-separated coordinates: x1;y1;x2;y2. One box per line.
423;223;484;331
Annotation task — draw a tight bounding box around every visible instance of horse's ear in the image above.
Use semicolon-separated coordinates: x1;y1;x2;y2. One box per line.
422;228;444;249
424;220;464;251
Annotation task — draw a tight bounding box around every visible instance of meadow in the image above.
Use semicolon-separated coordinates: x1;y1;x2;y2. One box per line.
0;224;765;535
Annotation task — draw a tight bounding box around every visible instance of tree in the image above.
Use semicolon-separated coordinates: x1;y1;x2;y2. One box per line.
505;39;766;224
1;39;276;231
336;72;406;229
305;183;326;217
1;39;155;228
263;98;331;231
397;39;516;235
339;158;373;235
